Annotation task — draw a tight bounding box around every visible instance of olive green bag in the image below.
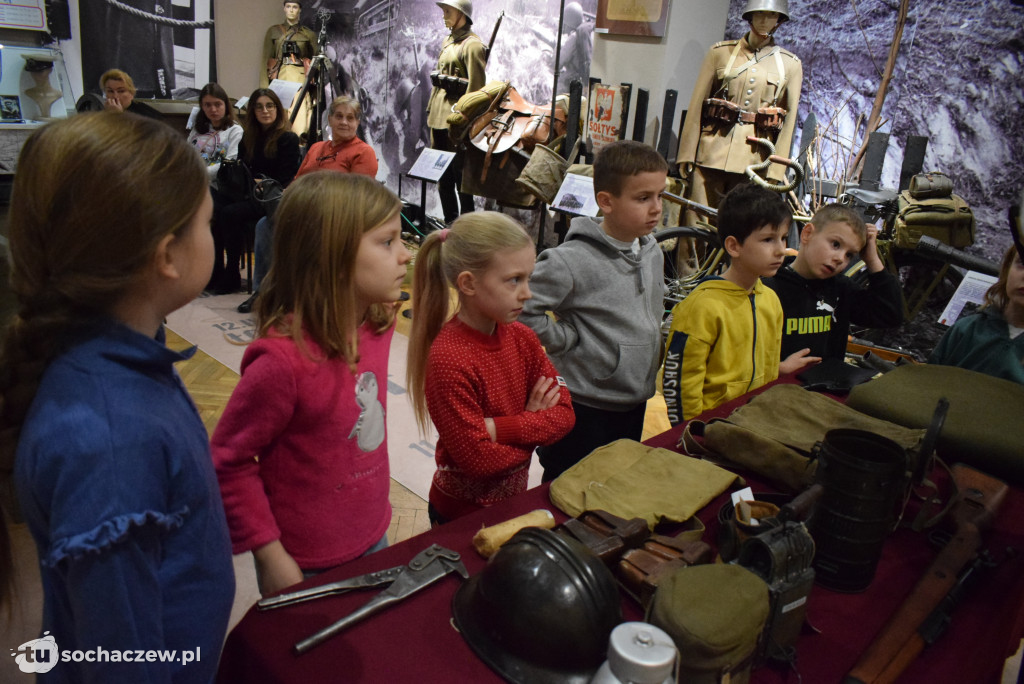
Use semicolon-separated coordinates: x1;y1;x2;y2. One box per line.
846;364;1024;487
680;384;926;493
647;564;769;684
548;439;739;529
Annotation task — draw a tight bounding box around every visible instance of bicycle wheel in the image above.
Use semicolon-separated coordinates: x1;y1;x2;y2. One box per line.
655;226;723;337
846;251;963;358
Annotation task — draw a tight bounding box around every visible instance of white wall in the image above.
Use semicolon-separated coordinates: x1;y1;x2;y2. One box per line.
213;0;280;102
589;1;731;158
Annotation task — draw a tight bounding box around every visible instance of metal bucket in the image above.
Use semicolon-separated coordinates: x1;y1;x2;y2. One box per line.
808;428;907;592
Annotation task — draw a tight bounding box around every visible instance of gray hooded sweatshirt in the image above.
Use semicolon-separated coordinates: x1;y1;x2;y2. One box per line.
520;216;666;411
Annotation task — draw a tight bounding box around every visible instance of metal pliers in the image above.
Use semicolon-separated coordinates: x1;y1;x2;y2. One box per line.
257;544;468;655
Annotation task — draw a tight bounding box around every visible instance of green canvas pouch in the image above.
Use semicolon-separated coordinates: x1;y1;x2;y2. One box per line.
647;564;769;684
847;364;1024;487
680;384;926;493
548;439;739;529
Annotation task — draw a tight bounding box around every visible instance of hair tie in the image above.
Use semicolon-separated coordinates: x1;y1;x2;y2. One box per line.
439;228;450;243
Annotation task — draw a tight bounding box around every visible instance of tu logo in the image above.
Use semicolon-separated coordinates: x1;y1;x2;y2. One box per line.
11;631;59;674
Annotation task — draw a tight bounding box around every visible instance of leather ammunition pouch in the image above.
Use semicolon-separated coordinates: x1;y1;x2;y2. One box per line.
701;98;786;139
701;98;744;128
554;509;649;565
430;70;469;99
617;534;714;609
755;105;786;137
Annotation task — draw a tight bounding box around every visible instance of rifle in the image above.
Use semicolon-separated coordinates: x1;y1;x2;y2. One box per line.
844;463;1008;684
661;190;718;221
484;11;504;61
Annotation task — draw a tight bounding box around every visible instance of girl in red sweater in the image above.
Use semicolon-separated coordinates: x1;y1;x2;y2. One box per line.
213;172;411;596
407;212;575;524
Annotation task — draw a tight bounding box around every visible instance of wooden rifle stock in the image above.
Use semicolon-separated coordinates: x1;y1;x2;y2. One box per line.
844;464;1008;684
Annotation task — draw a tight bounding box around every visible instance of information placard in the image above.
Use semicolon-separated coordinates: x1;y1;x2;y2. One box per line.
552;173;599;217
407;147;455;183
0;1;47;32
938;270;998;325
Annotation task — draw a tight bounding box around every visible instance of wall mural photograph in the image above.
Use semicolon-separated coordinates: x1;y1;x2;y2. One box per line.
294;0;595;218
722;0;1023;261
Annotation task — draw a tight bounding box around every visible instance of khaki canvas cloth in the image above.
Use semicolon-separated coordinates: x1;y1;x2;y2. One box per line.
648;564;769;684
847;364;1024;487
549;439;739;529
680;384;926;493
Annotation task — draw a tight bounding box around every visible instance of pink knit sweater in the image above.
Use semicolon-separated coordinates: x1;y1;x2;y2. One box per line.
212;324;393;569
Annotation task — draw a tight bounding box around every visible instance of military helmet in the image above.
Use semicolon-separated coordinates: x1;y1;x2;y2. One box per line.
436;0;472;22
563;2;584;30
452;527;622;684
742;0;790;23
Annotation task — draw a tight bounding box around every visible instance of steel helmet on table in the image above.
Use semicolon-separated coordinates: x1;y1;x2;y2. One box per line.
436;0;472;22
451;527;622;684
742;0;790;23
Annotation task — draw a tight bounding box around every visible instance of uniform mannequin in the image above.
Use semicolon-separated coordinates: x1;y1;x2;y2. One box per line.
261;1;317;136
426;0;487;224
677;0;802;224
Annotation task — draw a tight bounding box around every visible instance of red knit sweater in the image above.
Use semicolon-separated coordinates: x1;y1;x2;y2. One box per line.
212;323;393;569
426;319;575;520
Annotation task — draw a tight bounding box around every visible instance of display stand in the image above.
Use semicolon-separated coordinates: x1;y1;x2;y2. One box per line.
400;147;455;232
397;147;456;318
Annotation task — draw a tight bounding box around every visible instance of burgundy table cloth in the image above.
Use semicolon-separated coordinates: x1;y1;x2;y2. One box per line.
218;378;1024;683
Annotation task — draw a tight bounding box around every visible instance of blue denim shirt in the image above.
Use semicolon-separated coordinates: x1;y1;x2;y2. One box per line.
15;321;234;683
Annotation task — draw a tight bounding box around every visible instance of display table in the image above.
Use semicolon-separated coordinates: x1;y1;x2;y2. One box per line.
217;379;1024;683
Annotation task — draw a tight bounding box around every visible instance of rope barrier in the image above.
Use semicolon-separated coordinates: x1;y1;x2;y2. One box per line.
105;0;214;29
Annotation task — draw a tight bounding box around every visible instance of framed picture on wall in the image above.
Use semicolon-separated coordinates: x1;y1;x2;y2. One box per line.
1;95;23;121
595;0;669;37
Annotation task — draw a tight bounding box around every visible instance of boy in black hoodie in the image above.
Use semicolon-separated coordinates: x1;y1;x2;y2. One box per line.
765;204;903;364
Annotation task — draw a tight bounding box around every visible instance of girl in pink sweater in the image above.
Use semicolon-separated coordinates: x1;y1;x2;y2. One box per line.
213;172;411;596
407;212;575;524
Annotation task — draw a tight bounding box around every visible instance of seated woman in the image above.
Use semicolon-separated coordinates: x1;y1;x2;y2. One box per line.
295;95;378;178
237;95;379;312
929;244;1024;384
211;88;302;295
188;82;243;186
100;69;162;119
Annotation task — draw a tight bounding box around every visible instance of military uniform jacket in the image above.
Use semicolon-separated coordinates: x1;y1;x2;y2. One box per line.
677;34;802;180
261;23;318;88
426;26;487;130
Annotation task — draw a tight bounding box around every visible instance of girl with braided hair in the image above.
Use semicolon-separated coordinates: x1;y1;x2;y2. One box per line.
0;112;234;682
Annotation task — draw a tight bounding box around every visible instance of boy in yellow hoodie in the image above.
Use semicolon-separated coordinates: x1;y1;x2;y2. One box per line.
663;183;810;424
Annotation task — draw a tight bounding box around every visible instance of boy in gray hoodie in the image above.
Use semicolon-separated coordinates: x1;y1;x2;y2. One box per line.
520;140;668;481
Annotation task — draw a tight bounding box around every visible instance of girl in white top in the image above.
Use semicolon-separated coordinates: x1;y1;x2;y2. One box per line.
187;82;244;186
